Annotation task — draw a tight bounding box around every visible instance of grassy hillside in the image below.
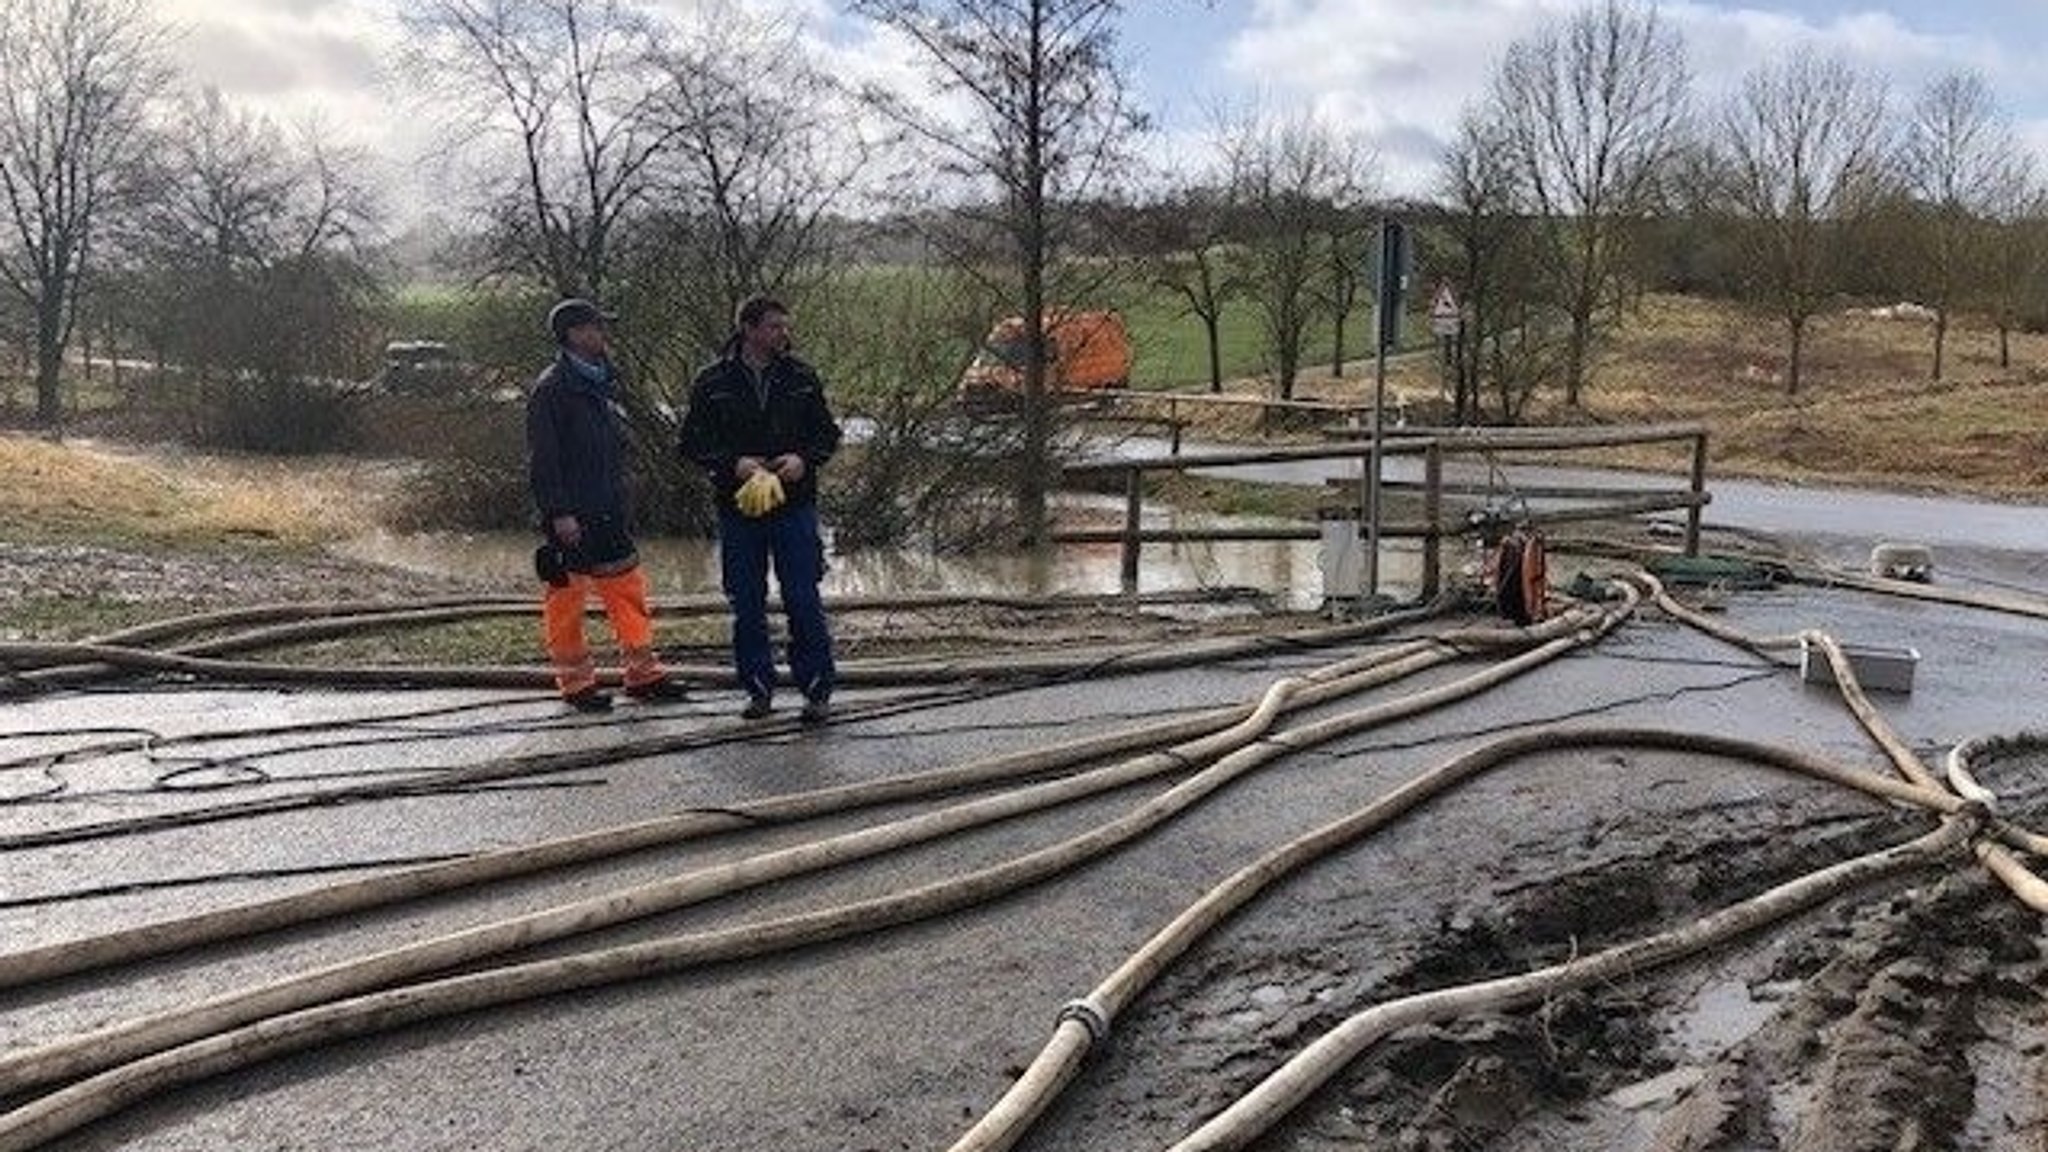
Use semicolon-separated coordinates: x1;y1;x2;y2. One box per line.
1181;292;2047;501
1586;295;2048;498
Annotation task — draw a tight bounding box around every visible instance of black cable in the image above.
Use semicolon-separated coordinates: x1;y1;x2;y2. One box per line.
154;759;272;791
0;853;474;911
0;761;67;803
0;699;655;809
0;727;167;774
1937;567;2048;598
1299;671;1781;762
0;684;976;851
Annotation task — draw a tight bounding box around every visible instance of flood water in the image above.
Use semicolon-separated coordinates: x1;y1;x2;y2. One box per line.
335;433;2045;610
1099;434;2048;591
334;496;1428;612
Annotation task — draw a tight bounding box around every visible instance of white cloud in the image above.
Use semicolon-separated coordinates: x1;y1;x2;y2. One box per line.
1217;0;2048;198
149;0;418;217
114;1;2048;222
154;0;399;112
1220;1;1577;196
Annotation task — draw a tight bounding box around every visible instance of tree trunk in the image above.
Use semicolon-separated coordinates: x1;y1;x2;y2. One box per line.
1785;316;1805;396
1564;311;1590;407
1931;312;1947;381
1204;315;1223;394
1015;0;1049;548
1330;315;1346;378
1999;324;2011;369
34;295;64;428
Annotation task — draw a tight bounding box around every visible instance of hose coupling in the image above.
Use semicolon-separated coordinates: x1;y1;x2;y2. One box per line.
1056;997;1112;1048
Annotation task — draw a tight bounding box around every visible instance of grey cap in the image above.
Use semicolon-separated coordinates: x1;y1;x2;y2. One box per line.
548;298;616;343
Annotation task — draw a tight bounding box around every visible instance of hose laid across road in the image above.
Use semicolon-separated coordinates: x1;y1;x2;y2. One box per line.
946;569;2044;1151
5;569;2041;1150
0;595;1632;1145
2;589;1280;693
947;722;1967;1152
0;605;1475;982
0;599;1466;853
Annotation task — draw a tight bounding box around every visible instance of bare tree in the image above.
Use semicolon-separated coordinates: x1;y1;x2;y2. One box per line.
1218;105;1369;402
0;0;167;428
1315;205;1376;380
133;90;381;449
1436;109;1552;424
1981;184;2048;369
1717;51;1891;394
1901;71;2028;380
1136;182;1240;393
849;0;1147;545
633;3;867;366
1490;0;1689;406
403;0;675;299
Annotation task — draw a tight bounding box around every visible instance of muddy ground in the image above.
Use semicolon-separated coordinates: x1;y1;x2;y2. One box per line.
1;531;2044;1152
1105;803;2048;1152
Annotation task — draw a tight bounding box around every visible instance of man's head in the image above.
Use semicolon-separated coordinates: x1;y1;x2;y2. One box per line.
735;295;792;362
548;297;614;357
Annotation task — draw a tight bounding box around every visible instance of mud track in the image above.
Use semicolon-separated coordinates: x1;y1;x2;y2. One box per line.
1031;752;2048;1152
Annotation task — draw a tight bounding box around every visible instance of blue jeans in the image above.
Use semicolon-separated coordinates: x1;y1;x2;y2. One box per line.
718;502;835;703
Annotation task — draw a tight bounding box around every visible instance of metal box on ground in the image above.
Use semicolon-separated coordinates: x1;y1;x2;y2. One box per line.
1799;639;1919;694
1318;514;1364;600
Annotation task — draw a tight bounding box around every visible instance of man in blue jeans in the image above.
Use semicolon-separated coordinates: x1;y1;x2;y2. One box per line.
679;296;842;722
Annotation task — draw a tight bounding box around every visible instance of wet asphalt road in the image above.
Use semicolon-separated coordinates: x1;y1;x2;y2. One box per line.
3;574;2043;1151
2;475;2044;1151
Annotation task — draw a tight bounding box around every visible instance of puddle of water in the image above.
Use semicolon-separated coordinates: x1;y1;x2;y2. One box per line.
1669;975;1778;1058
1605;1065;1705;1112
335;500;1429;612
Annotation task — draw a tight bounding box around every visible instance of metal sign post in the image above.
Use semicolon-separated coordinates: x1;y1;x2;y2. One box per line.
1366;219;1408;600
1430;282;1462;418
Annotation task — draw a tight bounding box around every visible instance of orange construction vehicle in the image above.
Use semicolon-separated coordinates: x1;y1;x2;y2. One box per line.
959;309;1132;405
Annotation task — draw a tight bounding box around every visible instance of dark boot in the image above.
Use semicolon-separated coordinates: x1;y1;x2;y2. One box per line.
565;686;613;713
625;678;689;703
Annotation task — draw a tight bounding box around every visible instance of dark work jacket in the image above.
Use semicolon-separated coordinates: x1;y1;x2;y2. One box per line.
678;349;841;511
526;352;636;569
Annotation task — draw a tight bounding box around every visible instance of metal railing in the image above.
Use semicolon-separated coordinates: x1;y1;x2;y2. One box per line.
1055;423;1711;598
1091;388;1377;455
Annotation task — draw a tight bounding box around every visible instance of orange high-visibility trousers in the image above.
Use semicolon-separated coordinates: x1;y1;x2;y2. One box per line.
541;565;667;695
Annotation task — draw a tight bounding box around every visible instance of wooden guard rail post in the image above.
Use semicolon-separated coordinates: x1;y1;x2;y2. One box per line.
1122;468;1143;595
1422;441;1443;597
1686;428;1708;557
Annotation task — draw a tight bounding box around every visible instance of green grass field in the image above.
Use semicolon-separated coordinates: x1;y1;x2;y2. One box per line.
384;265;1427;396
802;264;1420;393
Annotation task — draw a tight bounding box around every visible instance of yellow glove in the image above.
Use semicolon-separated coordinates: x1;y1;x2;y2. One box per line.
736;470;786;517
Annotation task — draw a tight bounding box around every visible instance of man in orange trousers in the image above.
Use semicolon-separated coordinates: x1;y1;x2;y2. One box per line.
525;298;688;712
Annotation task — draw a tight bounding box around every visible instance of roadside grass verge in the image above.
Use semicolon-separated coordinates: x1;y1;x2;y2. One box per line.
0;433;389;550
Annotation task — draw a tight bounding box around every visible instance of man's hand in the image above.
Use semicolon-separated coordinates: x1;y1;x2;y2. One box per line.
771;454;806;483
735;456;766;480
550;514;583;547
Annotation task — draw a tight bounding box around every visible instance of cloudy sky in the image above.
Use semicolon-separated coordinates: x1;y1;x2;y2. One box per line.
148;0;2048;223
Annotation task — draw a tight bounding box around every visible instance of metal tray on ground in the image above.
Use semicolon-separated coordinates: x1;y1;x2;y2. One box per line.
1799;639;1920;694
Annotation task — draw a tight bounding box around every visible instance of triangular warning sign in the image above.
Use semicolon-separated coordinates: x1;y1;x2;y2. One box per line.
1430;283;1459;319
